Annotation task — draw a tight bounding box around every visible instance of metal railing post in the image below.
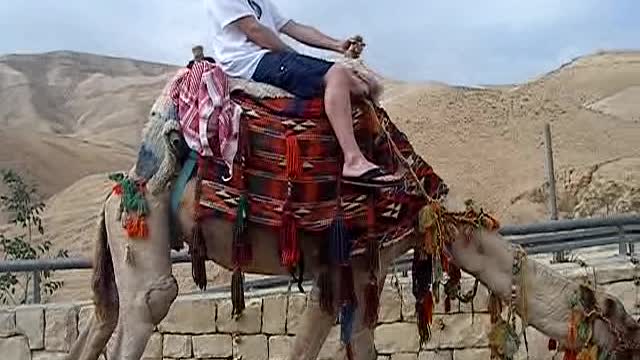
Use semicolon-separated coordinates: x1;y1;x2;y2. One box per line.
32;270;41;304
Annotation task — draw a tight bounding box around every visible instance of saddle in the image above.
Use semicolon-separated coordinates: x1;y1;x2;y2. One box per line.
195;91;447;255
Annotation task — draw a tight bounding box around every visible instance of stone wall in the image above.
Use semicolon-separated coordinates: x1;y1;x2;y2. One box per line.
0;257;638;360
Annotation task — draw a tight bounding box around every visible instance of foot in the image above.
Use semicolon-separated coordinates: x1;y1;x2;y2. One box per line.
342;159;403;188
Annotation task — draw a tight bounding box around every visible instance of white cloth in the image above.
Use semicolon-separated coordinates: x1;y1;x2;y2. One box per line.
203;0;290;79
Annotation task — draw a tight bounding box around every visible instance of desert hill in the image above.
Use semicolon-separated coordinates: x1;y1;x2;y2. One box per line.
0;50;639;302
0;51;178;197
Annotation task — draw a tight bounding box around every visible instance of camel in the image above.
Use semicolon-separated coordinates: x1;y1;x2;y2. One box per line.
66;61;640;360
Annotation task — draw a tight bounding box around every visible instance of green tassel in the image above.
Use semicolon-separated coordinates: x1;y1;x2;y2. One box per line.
235;195;249;233
233;194;252;267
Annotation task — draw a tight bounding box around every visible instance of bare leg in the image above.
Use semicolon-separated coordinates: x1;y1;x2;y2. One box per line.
323;64;400;182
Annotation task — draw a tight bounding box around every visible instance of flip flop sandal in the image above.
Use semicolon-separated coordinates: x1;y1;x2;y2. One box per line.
341;167;404;188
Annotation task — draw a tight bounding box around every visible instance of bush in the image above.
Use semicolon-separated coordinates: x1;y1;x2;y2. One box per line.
0;169;69;305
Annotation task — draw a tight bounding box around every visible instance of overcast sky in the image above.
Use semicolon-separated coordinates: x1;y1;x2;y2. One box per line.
1;0;639;85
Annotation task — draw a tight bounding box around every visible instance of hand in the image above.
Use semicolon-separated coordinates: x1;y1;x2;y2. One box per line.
340;35;366;58
338;35;365;54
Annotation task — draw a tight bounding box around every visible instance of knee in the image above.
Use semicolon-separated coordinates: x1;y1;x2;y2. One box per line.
144;275;178;325
325;64;352;86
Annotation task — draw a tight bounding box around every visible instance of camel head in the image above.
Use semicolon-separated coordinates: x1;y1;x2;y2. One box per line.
133;70;189;194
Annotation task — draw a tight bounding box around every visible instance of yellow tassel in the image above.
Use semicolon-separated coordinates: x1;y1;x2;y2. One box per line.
576;345;598;360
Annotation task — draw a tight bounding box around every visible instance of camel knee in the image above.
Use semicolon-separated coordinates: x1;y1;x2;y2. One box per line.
144;275;178;325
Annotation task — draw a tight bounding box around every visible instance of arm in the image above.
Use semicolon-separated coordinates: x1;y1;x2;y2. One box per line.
280;21;343;53
233;16;295;52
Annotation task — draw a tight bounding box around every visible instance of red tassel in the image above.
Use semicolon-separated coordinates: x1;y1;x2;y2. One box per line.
112;184;123;195
441;254;450;273
416;291;434;345
367;198;375;227
563;350;577;360
285;131;302;179
280;210;299;268
345;343;354;360
124;216;148;238
364;279;379;327
548;338;558;351
423;292;434;324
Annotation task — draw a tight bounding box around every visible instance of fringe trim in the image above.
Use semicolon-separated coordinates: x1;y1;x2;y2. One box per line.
285;131;302;179
280;209;299;269
190;224;207;290
232;194;252;267
231;269;246;317
317;270;334;314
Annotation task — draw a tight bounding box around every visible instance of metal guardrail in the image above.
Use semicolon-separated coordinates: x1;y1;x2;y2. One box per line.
1;214;639;303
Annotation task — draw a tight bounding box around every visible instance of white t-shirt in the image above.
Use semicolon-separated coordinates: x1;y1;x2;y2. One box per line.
203;0;290;79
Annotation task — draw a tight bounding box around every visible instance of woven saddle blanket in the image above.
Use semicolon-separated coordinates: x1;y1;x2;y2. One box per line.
197;90;449;254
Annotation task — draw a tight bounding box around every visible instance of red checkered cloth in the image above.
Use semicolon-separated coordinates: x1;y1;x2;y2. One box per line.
169;61;242;175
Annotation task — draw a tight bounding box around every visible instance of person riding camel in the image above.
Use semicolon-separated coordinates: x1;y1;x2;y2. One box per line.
203;0;403;188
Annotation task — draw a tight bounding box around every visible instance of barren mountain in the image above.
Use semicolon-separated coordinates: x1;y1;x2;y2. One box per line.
0;51;178;196
1;50;639;302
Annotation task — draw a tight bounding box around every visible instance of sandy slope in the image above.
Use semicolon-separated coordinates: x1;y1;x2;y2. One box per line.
1;50;639;303
0;51;177;197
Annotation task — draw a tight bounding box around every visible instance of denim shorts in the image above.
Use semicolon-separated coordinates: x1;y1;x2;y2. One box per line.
252;51;334;99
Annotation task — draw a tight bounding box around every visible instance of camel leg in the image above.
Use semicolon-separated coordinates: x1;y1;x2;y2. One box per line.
104;195;179;360
288;281;337;360
66;310;119;360
67;202;120;360
348;239;413;360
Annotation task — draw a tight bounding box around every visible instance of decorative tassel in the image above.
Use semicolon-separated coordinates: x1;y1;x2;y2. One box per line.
317;271;334;314
112;183;123;195
548;338;558;351
329;212;351;265
340;302;356;354
345;343;354;360
232;194;252;267
289;255;305;294
564;350;578;360
285;131;302;179
412;253;434;345
416;291;434;345
125;243;135;266
441;254;450;273
339;264;356;306
124;215;148;239
191;224;208;290
363;278;379;327
488;293;503;324
280;209;300;269
412;254;433;298
231;269;246;317
367;236;380;274
444;264;462;313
